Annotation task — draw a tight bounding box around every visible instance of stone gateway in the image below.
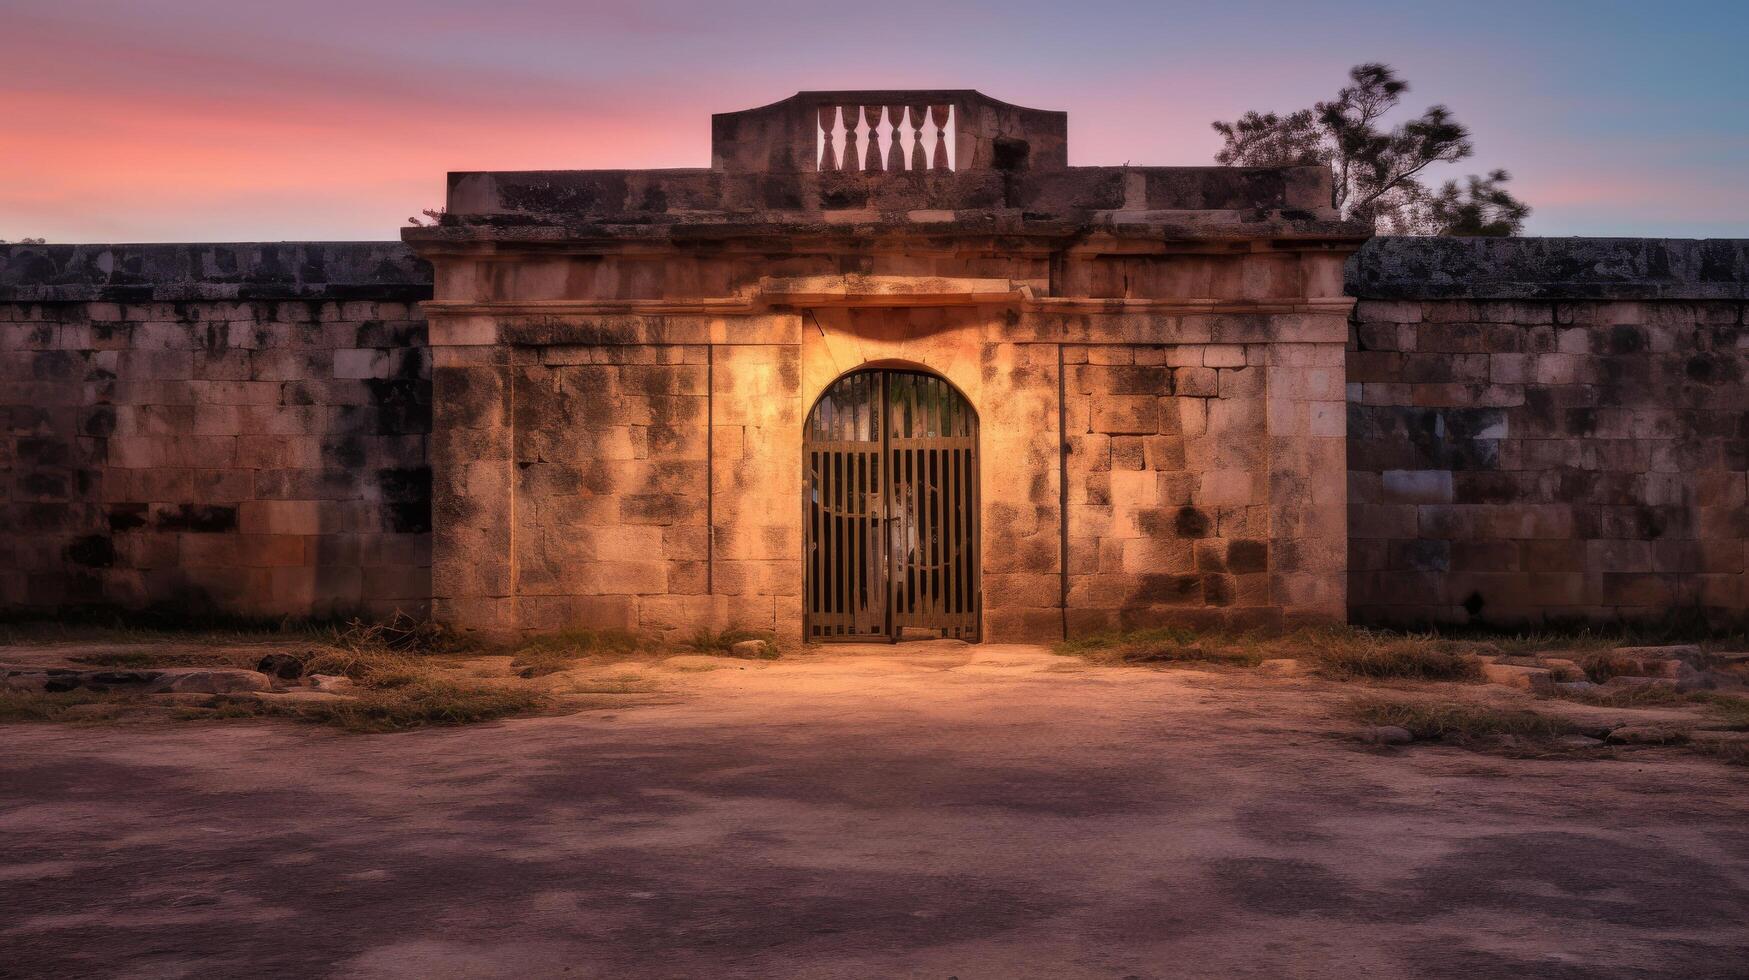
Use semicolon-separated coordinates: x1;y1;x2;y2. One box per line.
405;91;1365;640
2;91;1747;641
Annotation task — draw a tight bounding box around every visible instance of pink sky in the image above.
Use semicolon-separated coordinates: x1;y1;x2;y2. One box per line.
3;0;1744;242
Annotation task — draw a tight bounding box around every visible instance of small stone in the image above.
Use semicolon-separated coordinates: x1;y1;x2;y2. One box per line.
1550;680;1597;693
307;673;354;693
1364;725;1414;745
729;639;775;660
256;653;305;680
1556;735;1605;749
1612;645;1702;662
1602;675;1674;690
151;669;271;695
250;690;352;705
1605;724;1689;745
1;671;51;693
1482;663;1549;689
1689;730;1749;746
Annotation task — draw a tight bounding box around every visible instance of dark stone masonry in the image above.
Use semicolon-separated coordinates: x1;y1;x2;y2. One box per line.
0;244;434;620
1347;237;1749;627
6;236;1745;631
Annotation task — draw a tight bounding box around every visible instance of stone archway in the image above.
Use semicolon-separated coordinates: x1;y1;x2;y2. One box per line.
803;367;980;642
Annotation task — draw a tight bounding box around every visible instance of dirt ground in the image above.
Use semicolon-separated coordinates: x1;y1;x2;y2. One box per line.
3;640;1747;979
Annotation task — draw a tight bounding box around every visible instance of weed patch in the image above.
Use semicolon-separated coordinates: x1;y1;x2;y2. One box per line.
1311;643;1484;682
1056;627;1263;667
1351;698;1580;742
176;681;546;733
509;628;651;677
686;627;779;659
0;690;132;723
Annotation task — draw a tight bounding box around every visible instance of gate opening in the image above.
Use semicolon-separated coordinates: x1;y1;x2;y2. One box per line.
803;369;980;642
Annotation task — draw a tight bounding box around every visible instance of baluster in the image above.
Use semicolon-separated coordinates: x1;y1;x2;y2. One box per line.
908;105;927;171
841;104;861;172
863;105;884;171
930;104;951;170
886;105;906;171
818;105;839;171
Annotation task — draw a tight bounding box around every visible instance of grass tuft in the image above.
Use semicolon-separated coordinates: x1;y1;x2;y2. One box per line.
0;690;133;723
508;627;650;677
1056;627;1264;667
1351;698;1579;741
174;680;547;733
1310;642;1484;682
686;627;779;659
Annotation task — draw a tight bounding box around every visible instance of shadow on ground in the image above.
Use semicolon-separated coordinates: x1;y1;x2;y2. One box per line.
3;641;1747;978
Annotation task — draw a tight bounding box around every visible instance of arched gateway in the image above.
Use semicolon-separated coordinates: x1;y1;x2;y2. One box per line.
803;369;980;642
408;89;1364;642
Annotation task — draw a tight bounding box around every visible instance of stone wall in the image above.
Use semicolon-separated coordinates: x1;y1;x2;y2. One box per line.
9;235;1748;634
1346;238;1749;627
0;243;433;619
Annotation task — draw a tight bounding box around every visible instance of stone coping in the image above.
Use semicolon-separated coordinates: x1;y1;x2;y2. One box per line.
6;238;1747;304
1346;237;1749;301
0;242;432;303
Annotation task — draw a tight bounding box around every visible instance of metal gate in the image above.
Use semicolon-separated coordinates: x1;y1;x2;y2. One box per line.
804;369;980;642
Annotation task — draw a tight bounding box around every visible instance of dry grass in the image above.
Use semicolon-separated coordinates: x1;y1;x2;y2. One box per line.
172;681;547;733
1058;626;1486;679
508;627;650;677
1543;684;1693;709
0;690;137;723
1302;634;1485;682
1058;627;1263;667
1350;698;1580;742
1697;693;1749;730
686;627;780;659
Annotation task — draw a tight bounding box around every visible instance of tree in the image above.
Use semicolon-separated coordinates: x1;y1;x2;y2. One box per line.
1212;63;1529;236
1;237;46;245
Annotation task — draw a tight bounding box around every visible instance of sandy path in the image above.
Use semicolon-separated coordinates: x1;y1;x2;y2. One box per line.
3;642;1746;978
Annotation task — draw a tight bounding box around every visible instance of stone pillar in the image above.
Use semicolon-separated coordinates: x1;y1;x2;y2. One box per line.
1264;322;1351;625
428;315;517;637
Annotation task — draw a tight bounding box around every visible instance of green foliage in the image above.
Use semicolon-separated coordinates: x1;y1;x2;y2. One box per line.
1212;62;1529;236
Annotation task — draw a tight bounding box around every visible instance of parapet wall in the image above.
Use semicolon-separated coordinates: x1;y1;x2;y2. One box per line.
1346;238;1749;627
0;244;433;620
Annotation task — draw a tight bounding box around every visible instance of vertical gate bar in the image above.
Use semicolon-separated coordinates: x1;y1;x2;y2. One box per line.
838;449;847;629
859;448;867;633
839;441;848;628
829;446;836;633
956;445;966;627
931;382;943;625
923;378;933;626
946;444;957;633
956;446;967;634
807;449;816;638
881;371;894;639
904;441;914;621
973;415;982;640
921;379;933;625
902;376;916;626
860;449;871;633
